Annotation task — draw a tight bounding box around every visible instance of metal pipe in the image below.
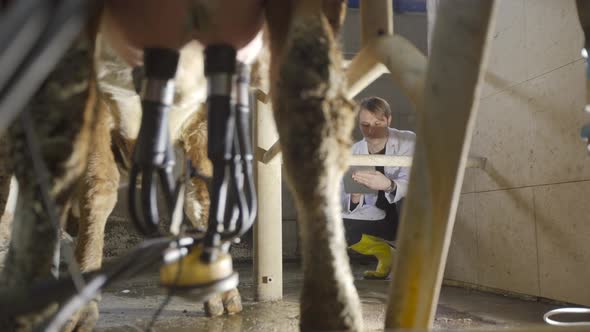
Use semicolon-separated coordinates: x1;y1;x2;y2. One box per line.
373;35;427;109
349;0;427;108
256;143;486;169
253;91;283;301
360;0;393;45
261;140;282;164
254;88;270;104
349;155;486;169
385;1;497;329
345;0;393;100
345;35;426;105
345;43;388;100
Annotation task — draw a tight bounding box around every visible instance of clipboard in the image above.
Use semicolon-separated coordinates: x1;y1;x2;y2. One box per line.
342;166;378;194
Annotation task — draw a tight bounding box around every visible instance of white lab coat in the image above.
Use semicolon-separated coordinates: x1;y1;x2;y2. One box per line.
341;128;416;220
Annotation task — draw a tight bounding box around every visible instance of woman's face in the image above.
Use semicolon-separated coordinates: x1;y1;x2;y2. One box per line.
359;109;390;143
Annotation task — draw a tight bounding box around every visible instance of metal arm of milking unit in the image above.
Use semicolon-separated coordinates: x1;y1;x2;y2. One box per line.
235;61;257;229
127;44;257;254
201;44;257;262
128;48;180;236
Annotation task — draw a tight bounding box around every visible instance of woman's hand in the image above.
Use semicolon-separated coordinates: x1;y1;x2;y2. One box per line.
352;171;394;191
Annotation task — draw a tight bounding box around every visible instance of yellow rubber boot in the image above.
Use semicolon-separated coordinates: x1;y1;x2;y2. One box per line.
349;234;396;279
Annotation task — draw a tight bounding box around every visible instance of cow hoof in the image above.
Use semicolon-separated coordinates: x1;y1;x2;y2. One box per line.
62;300;99;332
222;288;242;314
11;303;59;331
204;294;224;317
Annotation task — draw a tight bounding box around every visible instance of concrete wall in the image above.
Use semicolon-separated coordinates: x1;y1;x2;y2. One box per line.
444;0;590;306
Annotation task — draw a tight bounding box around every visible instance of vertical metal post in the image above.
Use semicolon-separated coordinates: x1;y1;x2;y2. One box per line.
385;1;497;329
253;91;283;301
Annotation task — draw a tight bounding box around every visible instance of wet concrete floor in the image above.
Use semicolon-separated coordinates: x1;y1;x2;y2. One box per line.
95;262;564;331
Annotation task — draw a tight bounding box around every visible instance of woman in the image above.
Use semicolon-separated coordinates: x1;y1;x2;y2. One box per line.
342;96;415;279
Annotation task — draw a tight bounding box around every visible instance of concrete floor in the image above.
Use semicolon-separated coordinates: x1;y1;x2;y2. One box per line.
95;261;564;332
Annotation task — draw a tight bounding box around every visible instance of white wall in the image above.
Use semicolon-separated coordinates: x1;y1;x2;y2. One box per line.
444;0;590;306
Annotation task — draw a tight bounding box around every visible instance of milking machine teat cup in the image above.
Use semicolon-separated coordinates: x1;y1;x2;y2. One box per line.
129;44;257;301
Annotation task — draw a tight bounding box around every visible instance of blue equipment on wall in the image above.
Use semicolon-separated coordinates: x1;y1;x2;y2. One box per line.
347;0;426;13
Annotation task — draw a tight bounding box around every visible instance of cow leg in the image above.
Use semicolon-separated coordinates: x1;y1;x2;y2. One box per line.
0;136;14;270
181;108;211;231
266;1;362;330
0;37;97;330
0;137;13;221
62;98;119;332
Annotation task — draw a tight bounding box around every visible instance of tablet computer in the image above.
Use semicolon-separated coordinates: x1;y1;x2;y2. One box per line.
342;166;378;194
